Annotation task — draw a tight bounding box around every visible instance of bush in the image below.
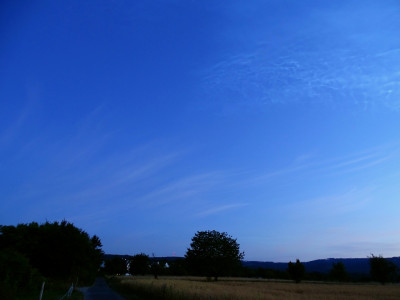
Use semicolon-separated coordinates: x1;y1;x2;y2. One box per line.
0;250;43;299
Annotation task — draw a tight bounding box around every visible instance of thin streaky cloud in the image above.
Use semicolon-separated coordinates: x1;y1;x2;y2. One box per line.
56;153;181;201
196;203;249;218
232;143;400;193
0;99;38;148
202;45;400;111
200;1;400;113
313;144;400;177
302;144;397;175
137;171;226;207
331;156;391;176
284;187;375;218
328;153;383;170
5;137;184;207
238;164;309;187
108;152;182;187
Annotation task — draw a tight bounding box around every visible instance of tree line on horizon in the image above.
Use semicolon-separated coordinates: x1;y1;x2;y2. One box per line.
104;253;399;284
1;221;399;299
103;230;399;284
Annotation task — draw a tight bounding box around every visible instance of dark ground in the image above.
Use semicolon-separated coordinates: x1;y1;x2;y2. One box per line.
79;277;126;300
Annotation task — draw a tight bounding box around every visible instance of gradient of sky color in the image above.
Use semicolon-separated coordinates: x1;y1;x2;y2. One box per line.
1;0;400;262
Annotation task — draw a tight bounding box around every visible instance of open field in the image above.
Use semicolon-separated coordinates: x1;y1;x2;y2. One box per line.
108;276;400;300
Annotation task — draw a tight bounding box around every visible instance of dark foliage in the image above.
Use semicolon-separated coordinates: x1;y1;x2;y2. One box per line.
330;261;348;282
104;257;128;275
148;255;168;279
185;230;244;281
129;253;150;275
0;249;43;298
239;266;289;280
0;221;103;285
167;258;187;276
369;254;398;284
305;271;329;281
150;261;161;279
288;259;305;283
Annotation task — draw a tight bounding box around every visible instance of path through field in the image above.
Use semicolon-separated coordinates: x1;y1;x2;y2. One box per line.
79;277;127;300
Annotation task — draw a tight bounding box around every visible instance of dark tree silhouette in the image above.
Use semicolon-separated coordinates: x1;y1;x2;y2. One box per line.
330;261;348;282
168;258;187;276
185;230;244;281
150;261;161;279
129;253;150;275
0;249;43;298
288;259;305;283
149;254;167;279
104;257;127;275
369;254;397;285
0;221;103;284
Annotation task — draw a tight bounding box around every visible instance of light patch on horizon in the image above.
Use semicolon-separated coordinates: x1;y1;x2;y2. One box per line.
328;240;400;259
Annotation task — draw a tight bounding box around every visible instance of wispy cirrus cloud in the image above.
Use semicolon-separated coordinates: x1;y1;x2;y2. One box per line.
284;187;375;219
200;2;400;113
306;144;400;180
196;203;248;218
241;143;397;193
136;172;224;207
64;170;248;226
202;45;400;112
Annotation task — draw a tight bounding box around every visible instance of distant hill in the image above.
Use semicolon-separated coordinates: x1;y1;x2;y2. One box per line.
103;254;184;264
243;257;400;275
104;254;134;261
104;254;400;275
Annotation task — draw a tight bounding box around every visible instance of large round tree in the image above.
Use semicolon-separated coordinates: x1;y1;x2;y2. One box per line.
185;230;244;280
129;253;150;275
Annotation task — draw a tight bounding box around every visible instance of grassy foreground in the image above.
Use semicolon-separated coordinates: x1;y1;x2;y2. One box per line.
108;276;400;300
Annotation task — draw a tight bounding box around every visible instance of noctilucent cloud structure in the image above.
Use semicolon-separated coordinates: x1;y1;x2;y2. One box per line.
1;0;400;262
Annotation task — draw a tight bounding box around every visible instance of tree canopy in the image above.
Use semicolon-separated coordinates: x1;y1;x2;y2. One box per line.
330;261;348;282
129;253;150;275
185;230;244;280
104;256;128;275
369;254;398;284
0;220;103;284
288;259;305;283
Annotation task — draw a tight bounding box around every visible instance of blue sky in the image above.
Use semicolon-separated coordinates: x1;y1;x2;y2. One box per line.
1;0;400;262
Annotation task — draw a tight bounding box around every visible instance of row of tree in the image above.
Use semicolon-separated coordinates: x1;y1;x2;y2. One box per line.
103;253;167;278
2;223;397;298
103;230;244;281
278;255;398;284
104;230;399;285
0;221;103;298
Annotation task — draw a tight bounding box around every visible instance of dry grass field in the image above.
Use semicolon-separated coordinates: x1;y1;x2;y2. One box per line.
109;276;400;300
